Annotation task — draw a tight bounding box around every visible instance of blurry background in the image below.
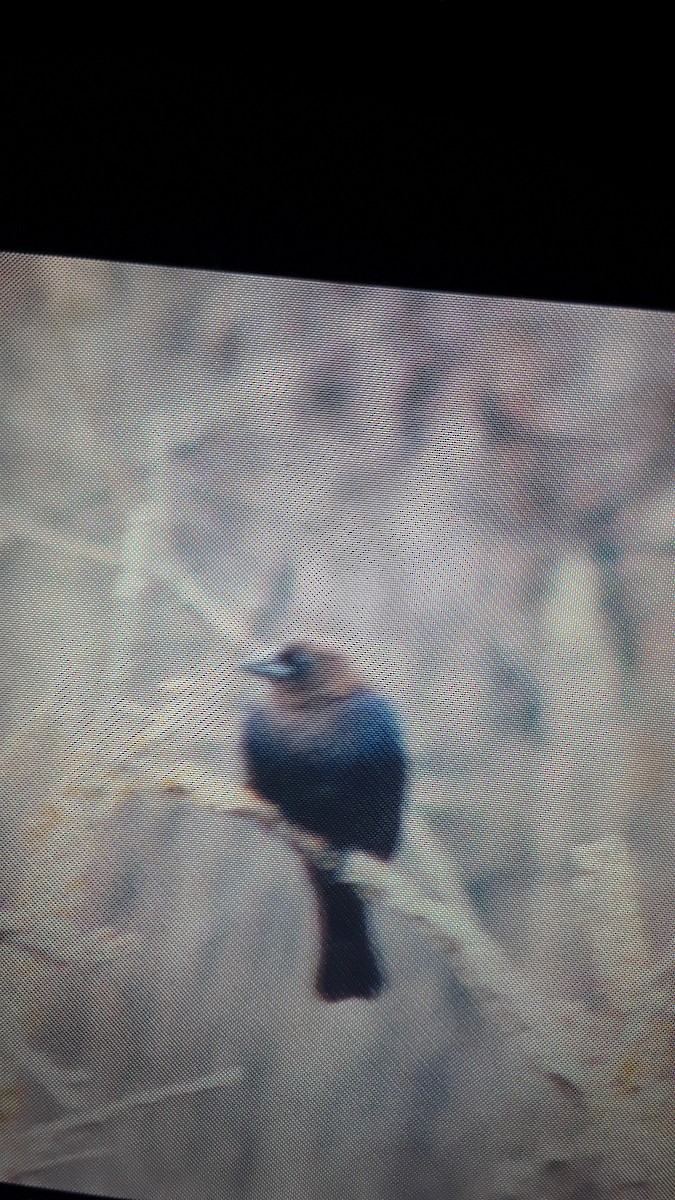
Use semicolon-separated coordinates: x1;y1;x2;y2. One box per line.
0;253;673;1200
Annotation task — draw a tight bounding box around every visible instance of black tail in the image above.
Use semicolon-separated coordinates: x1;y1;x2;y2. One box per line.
304;863;384;1002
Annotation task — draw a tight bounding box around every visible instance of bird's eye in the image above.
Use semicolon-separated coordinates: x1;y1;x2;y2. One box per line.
288;650;314;678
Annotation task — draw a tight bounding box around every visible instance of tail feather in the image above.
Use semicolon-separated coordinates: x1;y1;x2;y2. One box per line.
304;863;384;1002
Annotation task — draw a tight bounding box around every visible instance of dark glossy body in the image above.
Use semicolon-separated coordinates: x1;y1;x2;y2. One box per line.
242;688;407;860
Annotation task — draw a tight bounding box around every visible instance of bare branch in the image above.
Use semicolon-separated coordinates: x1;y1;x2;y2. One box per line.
156;787;562;1027
8;1147;111;1184
0;920;134;968
0;501;249;648
8;1069;242;1184
25;1068;243;1152
568;837;654;1009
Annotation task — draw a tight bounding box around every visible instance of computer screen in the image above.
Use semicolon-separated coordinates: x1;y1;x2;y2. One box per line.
0;252;672;1200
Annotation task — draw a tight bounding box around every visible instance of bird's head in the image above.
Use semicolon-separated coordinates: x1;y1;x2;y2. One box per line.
240;641;363;704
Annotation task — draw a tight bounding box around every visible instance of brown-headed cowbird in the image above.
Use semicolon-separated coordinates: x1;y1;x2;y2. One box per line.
239;641;407;1001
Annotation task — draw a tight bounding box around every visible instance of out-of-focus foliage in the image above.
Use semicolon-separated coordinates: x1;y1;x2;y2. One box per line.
0;253;673;1199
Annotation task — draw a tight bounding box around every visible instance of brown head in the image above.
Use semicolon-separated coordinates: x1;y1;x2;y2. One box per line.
240;641;365;707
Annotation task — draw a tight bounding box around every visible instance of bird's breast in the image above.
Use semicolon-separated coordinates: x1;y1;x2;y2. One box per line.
242;691;406;857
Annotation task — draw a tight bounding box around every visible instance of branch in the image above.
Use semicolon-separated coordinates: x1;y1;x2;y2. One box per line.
25;1067;243;1149
0;919;134;968
159;785;572;1030
8;1147;110;1185
7;1069;242;1184
5;757;538;1028
0;502;248;648
568;837;654;1010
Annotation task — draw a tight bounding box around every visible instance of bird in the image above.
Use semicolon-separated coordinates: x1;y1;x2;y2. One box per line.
239;640;407;1002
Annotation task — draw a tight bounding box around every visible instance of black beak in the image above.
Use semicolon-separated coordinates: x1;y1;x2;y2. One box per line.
240;654;295;680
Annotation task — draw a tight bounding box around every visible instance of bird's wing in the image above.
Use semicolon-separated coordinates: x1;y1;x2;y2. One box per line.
240;706;280;789
333;691;408;765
